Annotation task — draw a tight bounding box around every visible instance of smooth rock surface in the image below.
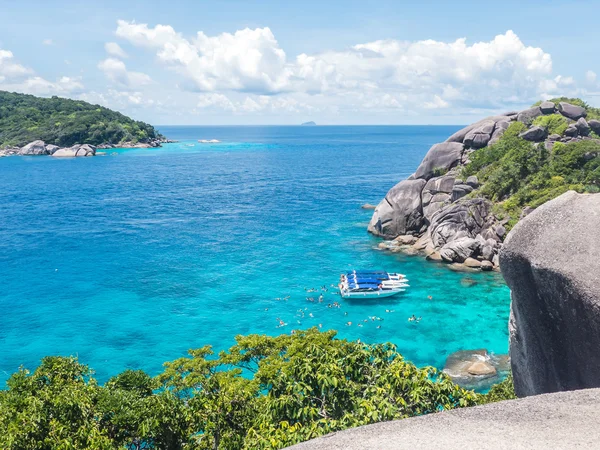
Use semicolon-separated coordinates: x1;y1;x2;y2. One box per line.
414;142;464;180
558;102;586;120
19;140;48;155
368;179;427;238
516;107;542;124
519;126;547;142
501;191;600;397
287;388;600;450
539;101;556;114
589;119;600;135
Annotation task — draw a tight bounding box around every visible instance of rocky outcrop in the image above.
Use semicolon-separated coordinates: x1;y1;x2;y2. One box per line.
1;137;173;158
52;144;96;157
287;388;600;450
500;191;600;397
368;101;599;270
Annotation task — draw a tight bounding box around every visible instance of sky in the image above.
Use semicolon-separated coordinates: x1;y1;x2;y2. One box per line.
1;0;599;125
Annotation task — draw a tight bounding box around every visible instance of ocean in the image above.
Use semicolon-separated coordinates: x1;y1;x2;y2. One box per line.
0;125;510;384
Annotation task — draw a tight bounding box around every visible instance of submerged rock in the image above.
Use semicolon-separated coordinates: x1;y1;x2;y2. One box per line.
443;349;509;390
501;191;600;396
361;204;377;210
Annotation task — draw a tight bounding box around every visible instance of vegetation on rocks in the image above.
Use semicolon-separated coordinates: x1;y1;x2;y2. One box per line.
0;328;514;449
462;98;600;229
0;91;163;148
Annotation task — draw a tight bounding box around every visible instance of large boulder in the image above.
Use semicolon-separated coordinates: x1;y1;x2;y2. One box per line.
558;102;586;121
52;144;96;158
488;119;510;145
517;107;542;124
589;119;600;135
501;191;600;397
368;179;427;238
429;198;493;248
463;120;495;149
540;101;556;114
45;144;60;155
519;126;547;142
575;118;590;136
421;176;454;222
414;142;464;180
19;140;48;155
439;237;480;263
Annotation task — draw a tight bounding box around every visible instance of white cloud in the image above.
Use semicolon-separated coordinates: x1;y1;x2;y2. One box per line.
105;42;128;58
0;48;83;95
98;57;151;88
586;70;597;84
0;49;32;78
112;23;576;116
116;20;289;93
42;39;53;46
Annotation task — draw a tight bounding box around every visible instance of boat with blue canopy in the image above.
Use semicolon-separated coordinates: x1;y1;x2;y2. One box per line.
339;270;408;298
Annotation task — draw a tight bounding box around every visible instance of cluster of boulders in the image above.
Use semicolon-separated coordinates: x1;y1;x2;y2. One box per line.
0;137;174;157
443;349;510;391
368;101;600;271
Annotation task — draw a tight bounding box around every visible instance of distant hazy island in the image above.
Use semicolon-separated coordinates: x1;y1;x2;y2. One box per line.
0;91;169;157
301;121;316;126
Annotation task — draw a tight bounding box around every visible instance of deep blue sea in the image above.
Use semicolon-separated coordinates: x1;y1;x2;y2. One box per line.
0;126;510;384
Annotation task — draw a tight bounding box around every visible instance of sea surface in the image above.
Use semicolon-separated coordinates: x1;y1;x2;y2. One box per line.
0;126;510;384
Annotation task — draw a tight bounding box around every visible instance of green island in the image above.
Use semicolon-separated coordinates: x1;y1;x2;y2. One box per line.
0;91;164;148
0;329;514;449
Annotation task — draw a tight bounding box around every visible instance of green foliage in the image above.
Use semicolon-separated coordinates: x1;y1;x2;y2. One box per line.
0;91;163;147
480;375;517;404
532;114;569;136
0;329;483;449
463;105;600;229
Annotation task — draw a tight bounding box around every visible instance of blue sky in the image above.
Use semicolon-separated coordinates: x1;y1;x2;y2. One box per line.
1;0;599;125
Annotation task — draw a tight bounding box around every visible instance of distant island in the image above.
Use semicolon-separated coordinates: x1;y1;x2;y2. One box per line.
301;121;316;126
0;91;168;155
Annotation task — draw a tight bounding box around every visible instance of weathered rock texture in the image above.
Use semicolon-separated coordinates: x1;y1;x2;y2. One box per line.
500;191;600;397
286;388;600;450
368;101;600;271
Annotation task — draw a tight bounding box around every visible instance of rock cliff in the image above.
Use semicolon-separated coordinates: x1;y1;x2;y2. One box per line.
369;99;600;271
500;191;600;397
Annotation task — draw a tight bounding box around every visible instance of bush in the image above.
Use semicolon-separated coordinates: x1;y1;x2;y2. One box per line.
0;91;163;147
0;329;482;449
532;114;569;136
480;375;517;403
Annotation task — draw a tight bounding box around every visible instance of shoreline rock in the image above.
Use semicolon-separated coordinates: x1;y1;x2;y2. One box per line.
368;100;600;272
0;137;175;158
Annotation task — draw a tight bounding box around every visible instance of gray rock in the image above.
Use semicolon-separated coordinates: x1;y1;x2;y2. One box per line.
575;118;590;136
547;134;561;141
463;120;495;149
465;176;479;188
500;191;600;397
286;388;600;450
564;124;578;137
451;184;473;202
517;107;542;124
45;144;60;155
540;101;556;114
368;179;427;238
481;245;494;261
19;140;48;155
519;126;547;142
495;225;506;238
589;119;600;135
463;257;482;268
481;260;494;271
488;119;510;146
414;142;464;180
439;237;480;263
558;102;587;121
52;148;78;157
429;198;493;248
361;204;377;210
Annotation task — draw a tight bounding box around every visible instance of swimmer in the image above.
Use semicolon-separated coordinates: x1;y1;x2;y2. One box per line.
427;295;432;300
318;294;324;302
346;321;352;326
309;313;314;318
376;325;382;329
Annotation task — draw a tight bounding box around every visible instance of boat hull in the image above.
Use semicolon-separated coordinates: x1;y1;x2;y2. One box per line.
340;288;405;299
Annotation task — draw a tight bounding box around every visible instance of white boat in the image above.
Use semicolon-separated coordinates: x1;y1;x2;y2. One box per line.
198;139;221;143
339;270;409;299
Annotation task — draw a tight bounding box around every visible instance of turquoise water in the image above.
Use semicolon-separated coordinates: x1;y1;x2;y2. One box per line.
0;126;510;384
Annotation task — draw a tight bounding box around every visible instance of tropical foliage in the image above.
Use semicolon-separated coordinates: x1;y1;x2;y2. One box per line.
0;91;163;148
0;328;496;449
463;99;600;229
